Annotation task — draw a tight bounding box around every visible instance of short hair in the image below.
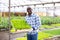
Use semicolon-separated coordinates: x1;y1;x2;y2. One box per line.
27;7;32;10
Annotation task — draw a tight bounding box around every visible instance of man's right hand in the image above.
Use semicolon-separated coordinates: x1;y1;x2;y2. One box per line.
32;27;35;30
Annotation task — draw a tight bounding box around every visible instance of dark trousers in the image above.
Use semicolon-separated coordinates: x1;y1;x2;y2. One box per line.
27;30;38;40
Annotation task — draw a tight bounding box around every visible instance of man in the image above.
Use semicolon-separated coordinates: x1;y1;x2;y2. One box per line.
25;7;41;31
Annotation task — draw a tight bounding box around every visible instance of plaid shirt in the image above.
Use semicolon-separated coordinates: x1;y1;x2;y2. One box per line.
25;13;41;30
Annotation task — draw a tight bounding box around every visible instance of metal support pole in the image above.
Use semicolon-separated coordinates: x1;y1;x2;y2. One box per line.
53;3;56;17
46;7;50;16
46;7;48;16
9;0;11;40
34;5;36;12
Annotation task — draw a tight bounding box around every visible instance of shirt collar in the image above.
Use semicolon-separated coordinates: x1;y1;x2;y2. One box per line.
27;13;34;17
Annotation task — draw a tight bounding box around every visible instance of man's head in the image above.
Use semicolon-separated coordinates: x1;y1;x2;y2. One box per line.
27;7;32;16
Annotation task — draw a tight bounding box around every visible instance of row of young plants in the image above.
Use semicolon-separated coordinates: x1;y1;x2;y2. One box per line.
0;16;60;30
16;28;60;40
0;16;22;30
43;28;60;35
11;16;60;30
11;19;31;30
40;24;60;29
41;16;60;25
0;17;9;29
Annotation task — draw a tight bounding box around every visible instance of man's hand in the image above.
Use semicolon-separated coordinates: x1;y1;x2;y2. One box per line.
32;27;37;30
32;27;35;30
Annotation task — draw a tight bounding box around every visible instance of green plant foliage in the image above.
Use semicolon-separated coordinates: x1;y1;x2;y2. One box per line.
0;16;60;29
16;29;60;40
16;32;52;40
11;19;31;30
41;17;60;25
10;28;16;33
17;37;27;40
40;25;52;29
0;17;1;25
0;17;1;22
0;17;9;29
10;16;60;30
51;24;60;27
43;29;60;35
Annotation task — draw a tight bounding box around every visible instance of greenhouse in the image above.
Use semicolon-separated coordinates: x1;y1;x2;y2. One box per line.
0;0;60;40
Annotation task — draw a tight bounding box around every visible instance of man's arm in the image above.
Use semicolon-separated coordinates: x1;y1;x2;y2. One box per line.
35;16;41;30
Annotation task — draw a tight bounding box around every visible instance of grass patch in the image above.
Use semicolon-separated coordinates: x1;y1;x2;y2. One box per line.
43;28;60;35
40;25;52;29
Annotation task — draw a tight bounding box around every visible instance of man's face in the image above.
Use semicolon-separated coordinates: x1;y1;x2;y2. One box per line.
27;8;32;15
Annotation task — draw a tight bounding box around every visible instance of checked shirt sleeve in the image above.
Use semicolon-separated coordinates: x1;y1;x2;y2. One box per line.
35;16;41;30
